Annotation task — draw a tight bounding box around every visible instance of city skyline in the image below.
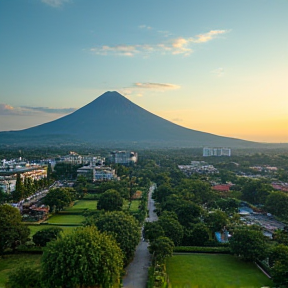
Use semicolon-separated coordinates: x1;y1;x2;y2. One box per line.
0;0;287;143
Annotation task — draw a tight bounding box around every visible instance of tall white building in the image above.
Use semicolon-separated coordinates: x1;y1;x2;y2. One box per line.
203;147;231;157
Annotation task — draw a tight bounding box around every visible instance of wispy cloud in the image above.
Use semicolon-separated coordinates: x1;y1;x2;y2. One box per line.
41;0;70;8
191;30;228;43
211;67;225;77
0;104;76;116
134;83;181;91
139;25;153;30
21;106;76;114
90;29;229;57
172;117;183;122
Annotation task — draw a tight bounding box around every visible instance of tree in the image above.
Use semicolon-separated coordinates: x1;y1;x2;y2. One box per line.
272;228;288;245
265;191;288;219
43;188;73;212
269;244;288;286
13;174;24;202
175;201;203;227
5;266;42;288
230;227;267;261
42;226;123;288
0;187;7;204
241;179;271;205
158;213;183;246
0;204;30;255
182;223;210;246
33;227;63;247
97;189;123;211
148;236;174;263
204;210;228;235
95;211;140;264
144;221;165;242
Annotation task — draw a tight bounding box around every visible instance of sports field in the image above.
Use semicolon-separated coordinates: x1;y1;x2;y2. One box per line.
166;254;273;288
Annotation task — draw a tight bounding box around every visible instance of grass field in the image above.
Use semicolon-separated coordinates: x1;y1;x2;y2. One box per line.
166;254;273;288
46;214;85;225
64;200;98;212
129;200;141;212
28;225;76;236
0;254;42;288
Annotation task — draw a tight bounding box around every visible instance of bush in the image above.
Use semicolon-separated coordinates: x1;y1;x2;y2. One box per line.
5;266;43;288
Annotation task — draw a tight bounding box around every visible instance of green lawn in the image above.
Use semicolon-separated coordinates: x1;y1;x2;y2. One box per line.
129;200;141;212
46;214;85;225
166;254;273;288
28;225;76;236
0;254;42;288
64;200;98;212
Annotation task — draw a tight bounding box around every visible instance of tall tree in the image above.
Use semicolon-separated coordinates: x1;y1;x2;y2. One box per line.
42;226;123;288
230;227;267;261
94;211;140;264
148;236;174;263
97;189;123;211
0;204;30;255
43;188;73;212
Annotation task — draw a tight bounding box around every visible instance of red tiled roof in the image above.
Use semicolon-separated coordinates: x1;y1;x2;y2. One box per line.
212;184;232;192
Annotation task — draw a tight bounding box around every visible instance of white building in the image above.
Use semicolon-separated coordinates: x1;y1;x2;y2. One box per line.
203;147;231;157
110;151;138;165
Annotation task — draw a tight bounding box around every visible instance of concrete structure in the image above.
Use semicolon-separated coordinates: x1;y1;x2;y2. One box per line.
178;161;218;176
203;147;231;157
94;166;118;181
110;151;138;165
77;166;118;181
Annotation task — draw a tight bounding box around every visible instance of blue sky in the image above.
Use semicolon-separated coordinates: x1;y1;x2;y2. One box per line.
0;0;287;142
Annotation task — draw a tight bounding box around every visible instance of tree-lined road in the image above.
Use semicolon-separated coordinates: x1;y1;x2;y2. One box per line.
122;184;158;288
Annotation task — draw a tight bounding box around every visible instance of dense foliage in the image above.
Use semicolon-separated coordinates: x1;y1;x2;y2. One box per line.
32;227;63;247
42;226;123;288
0;204;30;254
93;211;140;264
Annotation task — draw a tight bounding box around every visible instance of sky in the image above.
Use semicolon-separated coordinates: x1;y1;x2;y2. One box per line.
0;0;287;143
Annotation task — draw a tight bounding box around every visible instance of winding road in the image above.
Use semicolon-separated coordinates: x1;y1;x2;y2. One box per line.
122;184;158;288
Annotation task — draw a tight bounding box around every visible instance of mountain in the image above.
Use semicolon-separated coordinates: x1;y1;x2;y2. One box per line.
0;91;278;148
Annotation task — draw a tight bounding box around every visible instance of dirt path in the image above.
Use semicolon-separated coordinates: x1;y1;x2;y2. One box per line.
122;184;158;288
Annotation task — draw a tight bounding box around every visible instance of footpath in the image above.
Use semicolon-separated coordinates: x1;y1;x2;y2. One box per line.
122;184;158;288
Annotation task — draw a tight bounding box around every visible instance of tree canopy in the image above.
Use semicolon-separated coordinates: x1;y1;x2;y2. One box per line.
33;227;63;247
42;226;123;288
97;189;124;211
43;188;75;212
230;227;267;261
0;204;30;255
94;211;140;264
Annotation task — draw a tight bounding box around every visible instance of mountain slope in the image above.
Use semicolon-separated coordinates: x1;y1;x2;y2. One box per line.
0;91;266;148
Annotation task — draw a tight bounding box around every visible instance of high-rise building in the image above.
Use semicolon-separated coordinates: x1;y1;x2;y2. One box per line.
203;147;231;157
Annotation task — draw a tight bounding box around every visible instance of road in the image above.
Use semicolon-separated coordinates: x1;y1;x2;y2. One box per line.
122;184;158;288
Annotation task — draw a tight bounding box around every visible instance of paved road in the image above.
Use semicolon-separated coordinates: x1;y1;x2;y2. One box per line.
122;184;158;288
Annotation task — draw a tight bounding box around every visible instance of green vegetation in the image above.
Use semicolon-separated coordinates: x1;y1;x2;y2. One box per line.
42;226;123;288
166;254;273;288
28;225;75;236
46;214;85;225
0;254;42;288
64;200;98;212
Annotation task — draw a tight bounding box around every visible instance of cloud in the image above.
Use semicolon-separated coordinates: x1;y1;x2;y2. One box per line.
90;29;229;57
0;104;76;116
134;83;181;91
211;67;225;77
41;0;70;8
172;117;183;122
21;106;76;114
191;30;228;43
139;25;153;30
